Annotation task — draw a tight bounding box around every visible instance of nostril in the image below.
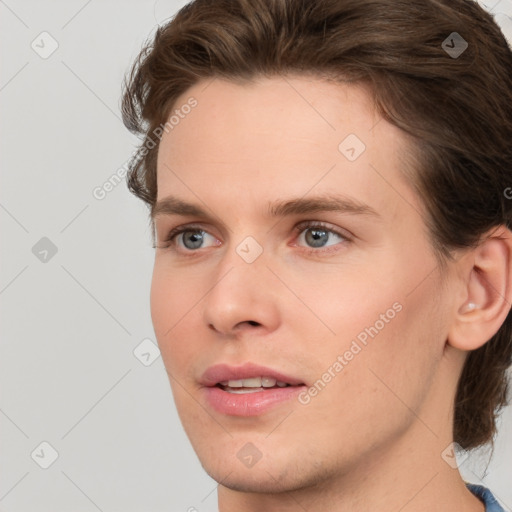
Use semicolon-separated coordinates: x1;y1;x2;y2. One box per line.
247;320;260;326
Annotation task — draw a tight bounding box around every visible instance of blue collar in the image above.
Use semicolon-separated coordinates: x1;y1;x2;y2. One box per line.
466;483;506;512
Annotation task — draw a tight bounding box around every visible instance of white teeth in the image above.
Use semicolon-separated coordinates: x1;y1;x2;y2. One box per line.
226;379;243;387
241;377;262;387
219;377;290;388
261;377;277;387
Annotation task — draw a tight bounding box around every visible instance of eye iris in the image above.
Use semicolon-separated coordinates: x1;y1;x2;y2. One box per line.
183;230;204;249
305;228;329;248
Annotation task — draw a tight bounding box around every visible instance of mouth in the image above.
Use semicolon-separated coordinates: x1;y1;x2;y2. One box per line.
200;363;307;416
200;362;306;388
215;376;301;394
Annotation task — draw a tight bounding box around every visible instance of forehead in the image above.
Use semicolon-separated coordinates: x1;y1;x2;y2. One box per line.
155;75;421;222
157;75;377;169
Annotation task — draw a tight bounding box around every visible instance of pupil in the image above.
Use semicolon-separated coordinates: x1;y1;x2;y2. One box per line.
305;228;328;248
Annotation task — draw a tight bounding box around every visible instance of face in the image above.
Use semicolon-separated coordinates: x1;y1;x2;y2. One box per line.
151;76;458;493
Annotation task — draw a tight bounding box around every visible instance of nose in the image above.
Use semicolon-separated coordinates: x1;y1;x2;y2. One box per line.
202;248;281;337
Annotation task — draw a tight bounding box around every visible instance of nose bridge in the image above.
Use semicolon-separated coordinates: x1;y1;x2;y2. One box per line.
214;231;268;287
202;235;280;335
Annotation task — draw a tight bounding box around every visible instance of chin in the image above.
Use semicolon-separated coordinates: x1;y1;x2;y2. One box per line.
204;462;299;494
198;445;332;496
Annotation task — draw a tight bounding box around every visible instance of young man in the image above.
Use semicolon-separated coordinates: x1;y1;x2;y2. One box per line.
121;0;512;510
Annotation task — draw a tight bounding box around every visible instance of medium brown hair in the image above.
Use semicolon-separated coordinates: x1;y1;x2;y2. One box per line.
121;0;512;450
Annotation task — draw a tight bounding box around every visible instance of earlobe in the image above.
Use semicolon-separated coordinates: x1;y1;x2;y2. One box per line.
448;226;512;352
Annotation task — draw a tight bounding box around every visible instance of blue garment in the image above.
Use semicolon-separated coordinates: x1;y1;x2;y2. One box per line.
467;483;506;512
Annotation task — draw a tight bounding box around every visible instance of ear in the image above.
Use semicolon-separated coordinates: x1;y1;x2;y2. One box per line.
448;225;512;351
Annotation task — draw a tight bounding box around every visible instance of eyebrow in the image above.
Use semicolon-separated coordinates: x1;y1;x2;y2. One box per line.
151;194;381;221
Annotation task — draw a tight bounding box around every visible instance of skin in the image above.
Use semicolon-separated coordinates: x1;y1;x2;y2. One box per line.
150;75;512;511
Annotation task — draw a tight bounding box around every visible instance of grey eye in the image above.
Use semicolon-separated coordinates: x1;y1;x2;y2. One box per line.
181;230;207;250
305;228;329;248
299;227;344;249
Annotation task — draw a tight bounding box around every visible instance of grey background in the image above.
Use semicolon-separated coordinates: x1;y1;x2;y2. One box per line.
1;1;511;511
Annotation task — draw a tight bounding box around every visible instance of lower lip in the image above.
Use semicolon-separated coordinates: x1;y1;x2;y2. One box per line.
202;385;307;416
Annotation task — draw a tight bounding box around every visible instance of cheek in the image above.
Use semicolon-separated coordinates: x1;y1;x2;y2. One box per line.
287;257;441;390
342;280;441;408
150;272;209;435
150;261;203;337
150;265;173;340
280;263;396;342
293;286;442;450
149;263;195;366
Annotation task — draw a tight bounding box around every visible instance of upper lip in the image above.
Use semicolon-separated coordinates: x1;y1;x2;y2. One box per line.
200;362;306;387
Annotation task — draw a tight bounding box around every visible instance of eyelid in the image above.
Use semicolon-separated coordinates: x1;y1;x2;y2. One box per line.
293;220;353;242
156;222;219;249
288;220;352;255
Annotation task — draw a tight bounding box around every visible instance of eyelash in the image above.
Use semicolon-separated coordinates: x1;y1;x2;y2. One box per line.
157;221;352;256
